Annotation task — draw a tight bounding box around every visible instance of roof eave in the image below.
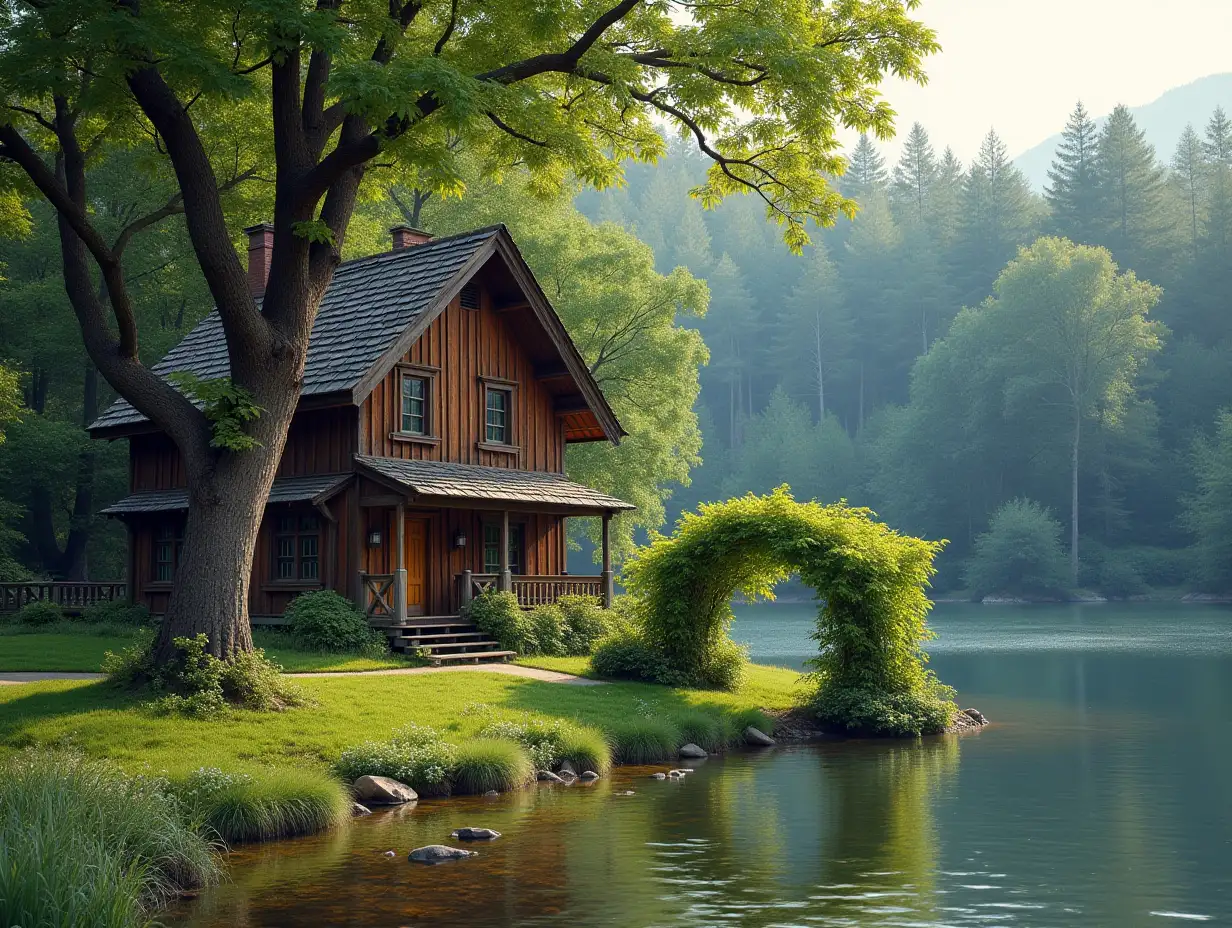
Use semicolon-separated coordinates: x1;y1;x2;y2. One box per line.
489;232;626;446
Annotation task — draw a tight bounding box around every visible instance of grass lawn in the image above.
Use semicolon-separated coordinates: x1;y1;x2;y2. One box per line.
0;628;420;674
0;662;808;777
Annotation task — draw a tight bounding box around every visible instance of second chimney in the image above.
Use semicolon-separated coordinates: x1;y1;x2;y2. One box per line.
244;223;275;297
391;225;433;250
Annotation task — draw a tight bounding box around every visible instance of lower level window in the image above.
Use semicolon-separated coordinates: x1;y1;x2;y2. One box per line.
274;513;320;581
483;522;524;574
153;522;184;582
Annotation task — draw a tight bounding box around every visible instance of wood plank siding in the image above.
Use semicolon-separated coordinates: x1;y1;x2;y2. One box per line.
359;291;565;472
356;477;566;617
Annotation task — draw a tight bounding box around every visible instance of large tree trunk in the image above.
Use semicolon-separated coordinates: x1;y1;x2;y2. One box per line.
152;363;301;663
1071;407;1081;586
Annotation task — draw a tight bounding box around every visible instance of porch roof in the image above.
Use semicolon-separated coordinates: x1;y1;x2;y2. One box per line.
102;473;352;516
354;455;635;514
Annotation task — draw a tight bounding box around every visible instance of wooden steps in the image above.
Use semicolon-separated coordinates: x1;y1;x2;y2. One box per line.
383;616;515;666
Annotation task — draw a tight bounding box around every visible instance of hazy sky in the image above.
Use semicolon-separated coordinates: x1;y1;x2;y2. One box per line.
869;0;1232;164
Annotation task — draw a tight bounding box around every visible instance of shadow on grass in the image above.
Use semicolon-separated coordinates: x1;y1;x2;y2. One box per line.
0;680;140;747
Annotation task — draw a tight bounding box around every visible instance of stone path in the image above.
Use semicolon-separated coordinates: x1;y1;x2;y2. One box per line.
0;664;602;686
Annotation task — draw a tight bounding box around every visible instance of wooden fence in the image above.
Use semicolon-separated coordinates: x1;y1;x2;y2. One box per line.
0;582;127;614
458;572;603;609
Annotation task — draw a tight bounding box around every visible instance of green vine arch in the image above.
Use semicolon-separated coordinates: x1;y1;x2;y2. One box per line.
604;487;957;735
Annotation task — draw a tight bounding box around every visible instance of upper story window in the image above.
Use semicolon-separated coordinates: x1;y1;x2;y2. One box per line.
485;387;511;444
393;364;439;443
401;375;428;435
153;522;184;582
274;513;320;582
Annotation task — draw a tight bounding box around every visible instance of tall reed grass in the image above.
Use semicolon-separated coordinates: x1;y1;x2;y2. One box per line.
0;752;219;928
170;766;350;843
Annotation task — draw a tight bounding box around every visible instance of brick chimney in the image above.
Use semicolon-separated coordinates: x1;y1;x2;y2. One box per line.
391;225;433;250
244;223;275;297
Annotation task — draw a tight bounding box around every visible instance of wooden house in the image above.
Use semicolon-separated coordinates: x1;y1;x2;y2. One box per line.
90;224;634;645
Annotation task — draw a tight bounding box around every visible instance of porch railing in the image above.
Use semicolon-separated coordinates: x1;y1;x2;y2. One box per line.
0;581;127;614
457;572;604;609
360;573;396;620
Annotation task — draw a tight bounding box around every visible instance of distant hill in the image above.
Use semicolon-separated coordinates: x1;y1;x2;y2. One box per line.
1013;73;1232;190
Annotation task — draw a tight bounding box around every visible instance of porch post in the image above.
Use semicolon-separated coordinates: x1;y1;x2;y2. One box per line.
499;510;512;593
601;511;614;608
394;503;408;625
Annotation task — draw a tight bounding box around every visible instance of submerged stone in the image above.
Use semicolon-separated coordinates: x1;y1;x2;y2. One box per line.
452;827;501;841
352;775;418;805
649;772;667;780
678;743;708;759
409;845;477;863
580;770;599;780
538;769;566;783
351;802;373;817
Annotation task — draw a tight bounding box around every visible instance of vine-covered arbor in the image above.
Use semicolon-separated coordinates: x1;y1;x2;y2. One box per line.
603;488;956;735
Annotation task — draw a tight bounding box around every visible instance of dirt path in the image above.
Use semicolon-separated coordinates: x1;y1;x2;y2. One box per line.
0;664;602;686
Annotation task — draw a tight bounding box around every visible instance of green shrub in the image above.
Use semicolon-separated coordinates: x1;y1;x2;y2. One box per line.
479;716;612;774
673;710;728;753
591;625;671;682
170;767;348;844
333;723;456;797
1097;557;1148;599
103;634;308;718
1122;545;1193;588
465;590;528;652
607;718;680;765
16;600;63;626
0;751;219;928
78;599;152;626
963;498;1070;598
286;590;386;655
558;595;613;655
810;680;955;737
526;604;567;656
451;738;534;794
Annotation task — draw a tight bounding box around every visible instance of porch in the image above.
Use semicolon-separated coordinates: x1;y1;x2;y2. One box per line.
353;455;632;625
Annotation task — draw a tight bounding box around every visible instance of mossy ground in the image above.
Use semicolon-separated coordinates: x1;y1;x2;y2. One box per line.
0;652;805;778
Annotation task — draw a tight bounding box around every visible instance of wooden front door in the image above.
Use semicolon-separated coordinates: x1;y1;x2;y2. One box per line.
404;518;428;616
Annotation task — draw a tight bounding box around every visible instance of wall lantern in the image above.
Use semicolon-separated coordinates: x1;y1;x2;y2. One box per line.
453;531;468;549
367;530;383;547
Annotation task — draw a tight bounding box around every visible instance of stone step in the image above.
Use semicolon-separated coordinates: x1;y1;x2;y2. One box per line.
427;649;517;665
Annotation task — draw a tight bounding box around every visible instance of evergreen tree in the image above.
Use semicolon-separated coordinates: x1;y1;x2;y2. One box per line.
1095;104;1171;274
1171;125;1207;254
954;129;1037;305
931;147;966;246
1046;102;1103;244
844;134;889;200
1202;107;1232;252
774;244;855;421
702;254;759;448
890;123;938;224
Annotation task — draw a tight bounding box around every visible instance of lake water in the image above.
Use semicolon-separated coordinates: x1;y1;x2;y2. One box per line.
168;603;1232;927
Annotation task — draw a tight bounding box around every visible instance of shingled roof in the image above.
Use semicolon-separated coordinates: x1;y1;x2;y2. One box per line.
355;455;634;514
102;473;352;516
91;226;510;433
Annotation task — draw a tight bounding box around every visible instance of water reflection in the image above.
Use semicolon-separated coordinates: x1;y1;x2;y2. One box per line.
169;603;1232;926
